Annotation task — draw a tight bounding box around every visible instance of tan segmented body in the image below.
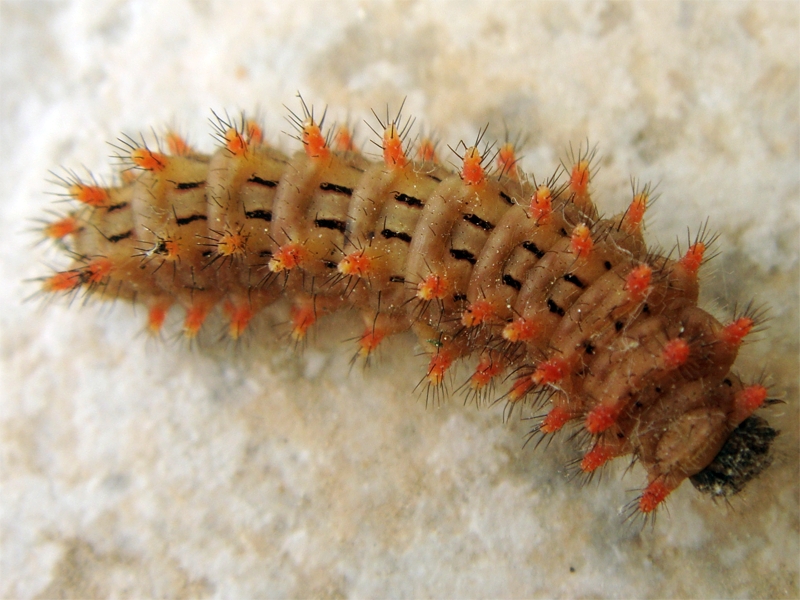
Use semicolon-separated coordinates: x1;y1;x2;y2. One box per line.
40;106;777;517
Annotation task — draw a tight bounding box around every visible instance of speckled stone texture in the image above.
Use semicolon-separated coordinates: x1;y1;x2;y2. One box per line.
2;1;798;597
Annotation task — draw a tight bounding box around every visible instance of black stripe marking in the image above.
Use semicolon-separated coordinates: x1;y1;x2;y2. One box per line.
502;273;522;291
393;191;424;208
522;240;545;259
547;298;565;316
584;342;596;355
176;181;205;190
463;213;494;231
245;209;272;222
560;227;568;236
176;213;207;226
453;293;467;302
499;191;514;205
604;260;613;270
107;202;128;213
259;250;273;258
450;248;477;265
563;273;585;288
389;275;405;283
381;228;412;243
248;175;278;187
323;260;338;269
107;230;132;243
615;321;625;331
201;250;213;258
319;182;353;195
314;218;347;233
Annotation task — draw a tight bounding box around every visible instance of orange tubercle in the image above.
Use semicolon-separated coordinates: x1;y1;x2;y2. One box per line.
661;338;690;370
183;302;211;338
268;243;306;273
736;384;768;419
416;274;448;301
246;120;263;145
224;128;248;155
44;216;79;239
147;302;171;334
68;183;110;208
461;300;495;327
417;138;438;163
570;223;593;258
497;143;518;179
540;406;571;434
679;242;706;275
639;479;671;514
461;146;485;186
570;159;590;196
383;124;408;169
531;357;569;386
131;148;168;172
223;300;255;339
721;317;754;346
338;250;372;277
358;327;387;358
580;445;615;472
508;376;534;402
585;404;619;434
165;132;192;156
427;351;454;386
290;304;317;341
622;192;648;232
502;317;538;343
470;353;505;389
302;119;329;160
43;270;82;293
530;186;553;223
217;231;247;256
85;258;113;284
624;264;652;300
333;126;356;153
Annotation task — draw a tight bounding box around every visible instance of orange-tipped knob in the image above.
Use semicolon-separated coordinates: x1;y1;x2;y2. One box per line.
497;143;519;179
461;300;495;327
338;251;372;277
223;301;254;339
679;242;706;275
530;186;553;223
585;404;619;434
84;258;113;284
502;317;538;343
721;317;754;346
184;302;211;338
570;223;593;258
581;445;615;472
268;243;306;273
622;192;648;232
540;406;571;434
166;132;192;155
383;124;408;169
246;120;263;145
417;138;438;163
68;183;110;208
43;270;82;292
131;148;168;172
508;376;534;402
416;274;448;301
358;327;386;358
470;353;504;389
302;119;329;160
333;126;356;153
290;304;317;341
224;128;248;155
733;384;768;424
461;146;485;186
570;159;590;197
661;338;690;370
531;357;569;386
147;302;171;334
44;216;79;239
427;351;454;386
217;231;247;256
625;264;652;300
639;479;671;513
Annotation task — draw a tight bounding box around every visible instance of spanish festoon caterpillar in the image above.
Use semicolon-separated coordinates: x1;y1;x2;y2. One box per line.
37;98;779;517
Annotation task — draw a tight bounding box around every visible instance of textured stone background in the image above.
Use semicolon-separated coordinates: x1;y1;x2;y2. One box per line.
2;1;798;597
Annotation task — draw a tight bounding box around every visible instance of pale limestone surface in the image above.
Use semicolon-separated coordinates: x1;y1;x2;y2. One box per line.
1;1;798;597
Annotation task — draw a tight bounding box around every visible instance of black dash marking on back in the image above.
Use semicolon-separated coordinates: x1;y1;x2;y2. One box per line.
547;298;565;316
381;228;412;243
560;227;568;236
201;250;213;258
522;241;545;259
453;293;467;302
502;273;522;291
393;191;424;208
107;230;132;243
322;260;338;269
584;342;595;355
450;248;477;265
604;260;613;270
463;213;495;231
428;174;442;182
642;303;651;314
315;218;347;233
499;191;514;205
176;213;208;226
176;181;205;191
389;275;405;283
563;273;585;288
245;209;272;222
248;175;278;187
319;182;353;196
259;250;273;258
107;202;128;213
615;320;624;331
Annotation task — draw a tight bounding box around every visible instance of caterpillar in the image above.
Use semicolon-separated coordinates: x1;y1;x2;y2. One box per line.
36;97;779;520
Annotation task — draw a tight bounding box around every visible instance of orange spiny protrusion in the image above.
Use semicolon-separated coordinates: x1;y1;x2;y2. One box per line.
539;406;571;434
68;183;111;208
580;445;616;472
661;338;690;370
570;223;593;258
508;375;534;402
416;274;448;301
358;327;387;358
333;126;356;153
43;270;82;293
530;186;553;223
302;119;329;160
246;120;263;145
427;351;454;386
131;148;168;172
417;138;438;163
147;301;171;334
585;404;620;434
84;257;113;284
531;357;569;386
469;352;505;389
290;304;317;341
461;146;485;186
461;300;495;327
570;159;590;197
679;242;706;275
639;479;671;514
338;250;372;277
223;300;255;339
622;192;648;232
733;384;768;423
224;128;248;156
44;216;79;239
216;231;247;256
165;132;192;156
721;317;754;346
382;124;408;169
624;264;652;300
502;317;538;343
268;243;306;273
183;302;212;338
497;143;519;179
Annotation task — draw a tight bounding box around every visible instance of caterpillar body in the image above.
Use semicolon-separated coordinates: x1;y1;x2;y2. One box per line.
38;99;779;518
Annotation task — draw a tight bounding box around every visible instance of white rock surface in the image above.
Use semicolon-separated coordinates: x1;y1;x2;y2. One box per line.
2;1;798;597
